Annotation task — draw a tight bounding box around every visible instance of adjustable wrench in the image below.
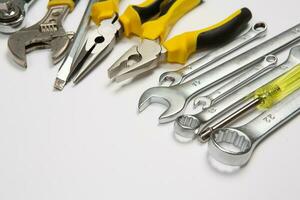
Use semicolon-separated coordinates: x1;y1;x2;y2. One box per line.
0;0;35;33
8;0;79;68
173;46;300;140
208;88;300;166
159;22;267;86
193;55;278;110
138;23;300;124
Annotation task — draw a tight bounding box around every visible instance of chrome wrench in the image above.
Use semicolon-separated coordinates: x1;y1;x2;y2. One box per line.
0;0;35;33
159;22;267;86
208;88;300;166
193;55;278;110
138;23;300;124
173;46;300;140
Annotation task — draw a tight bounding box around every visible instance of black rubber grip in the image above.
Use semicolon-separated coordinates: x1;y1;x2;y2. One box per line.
132;0;168;23
196;7;252;50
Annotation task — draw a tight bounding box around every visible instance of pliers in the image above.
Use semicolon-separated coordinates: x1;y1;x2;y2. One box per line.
68;0;201;85
108;7;252;82
8;0;79;68
0;0;35;33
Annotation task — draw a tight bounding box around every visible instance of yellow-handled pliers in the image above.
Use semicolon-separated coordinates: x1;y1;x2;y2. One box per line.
109;7;252;82
70;0;184;85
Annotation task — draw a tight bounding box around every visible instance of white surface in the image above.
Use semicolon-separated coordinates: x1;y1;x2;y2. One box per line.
0;0;300;199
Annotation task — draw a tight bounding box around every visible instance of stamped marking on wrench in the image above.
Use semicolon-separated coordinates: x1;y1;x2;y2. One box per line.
208;89;300;166
138;23;300;124
173;46;300;139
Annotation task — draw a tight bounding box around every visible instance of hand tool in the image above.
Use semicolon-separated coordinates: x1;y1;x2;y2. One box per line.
159;22;267;86
8;0;79;68
71;0;181;84
209;87;300;166
0;0;35;33
138;23;300;124
201;61;300;142
54;0;98;90
173;46;300;140
193;55;278;110
109;7;252;82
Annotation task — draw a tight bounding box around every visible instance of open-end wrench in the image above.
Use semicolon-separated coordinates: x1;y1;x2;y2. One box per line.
159;22;267;86
138;23;300;124
173;46;300;140
193;55;278;110
208;88;300;166
0;0;35;33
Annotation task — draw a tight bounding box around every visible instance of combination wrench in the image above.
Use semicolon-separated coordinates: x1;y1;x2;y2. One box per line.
138;23;300;124
173;46;300;140
193;55;278;110
159;22;267;86
208;88;300;166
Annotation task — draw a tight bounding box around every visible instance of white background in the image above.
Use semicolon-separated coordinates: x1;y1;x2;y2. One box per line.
0;0;300;199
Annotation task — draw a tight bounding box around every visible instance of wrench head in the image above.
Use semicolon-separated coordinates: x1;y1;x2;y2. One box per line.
138;86;188;123
8;27;72;68
193;96;212;109
159;71;184;86
174;114;207;138
208;127;253;166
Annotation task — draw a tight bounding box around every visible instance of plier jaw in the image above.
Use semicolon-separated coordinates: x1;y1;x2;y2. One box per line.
108;39;165;82
72;15;122;84
0;0;34;33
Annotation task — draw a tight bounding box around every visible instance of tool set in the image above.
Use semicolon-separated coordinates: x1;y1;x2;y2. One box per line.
2;0;300;167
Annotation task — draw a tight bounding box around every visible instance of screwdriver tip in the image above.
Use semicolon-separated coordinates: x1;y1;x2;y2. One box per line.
54;78;66;91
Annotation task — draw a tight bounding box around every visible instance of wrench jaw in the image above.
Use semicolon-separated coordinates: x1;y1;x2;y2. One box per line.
193;96;212;110
138;87;187;124
8;29;72;68
208;127;253;166
158;71;184;87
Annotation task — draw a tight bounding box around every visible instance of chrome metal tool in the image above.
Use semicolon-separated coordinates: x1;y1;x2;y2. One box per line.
54;0;97;90
138;23;300;124
193;55;277;110
173;46;300;140
8;0;79;68
209;88;300;166
159;22;267;86
0;0;35;33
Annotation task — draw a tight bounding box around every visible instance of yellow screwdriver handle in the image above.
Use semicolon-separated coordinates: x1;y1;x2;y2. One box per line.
162;8;252;64
254;64;300;109
141;0;202;42
48;0;78;11
120;0;170;37
91;0;120;25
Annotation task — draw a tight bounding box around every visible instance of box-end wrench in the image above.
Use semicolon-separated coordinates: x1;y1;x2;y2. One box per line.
173;46;300;140
159;22;267;86
208;88;300;166
193;55;278;110
138;23;300;124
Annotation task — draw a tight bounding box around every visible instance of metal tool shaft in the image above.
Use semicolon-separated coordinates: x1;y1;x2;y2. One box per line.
55;0;98;90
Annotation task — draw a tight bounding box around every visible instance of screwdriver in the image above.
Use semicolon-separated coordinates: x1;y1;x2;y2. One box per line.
199;63;300;142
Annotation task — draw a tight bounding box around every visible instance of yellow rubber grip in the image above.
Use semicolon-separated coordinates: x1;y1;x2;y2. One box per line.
141;0;201;42
91;0;120;25
48;0;75;11
120;0;169;37
254;64;300;109
163;8;252;64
